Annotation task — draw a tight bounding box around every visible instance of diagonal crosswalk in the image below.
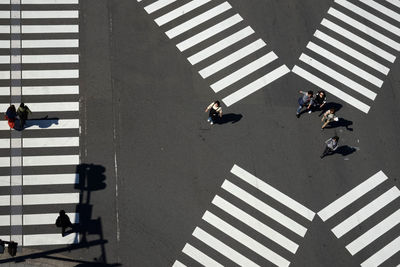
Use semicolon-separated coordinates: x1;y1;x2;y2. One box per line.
293;0;400;114
317;170;400;266
137;0;290;107
173;164;315;267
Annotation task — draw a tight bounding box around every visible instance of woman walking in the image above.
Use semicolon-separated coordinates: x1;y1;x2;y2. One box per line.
5;105;16;129
205;101;222;125
321;108;337;130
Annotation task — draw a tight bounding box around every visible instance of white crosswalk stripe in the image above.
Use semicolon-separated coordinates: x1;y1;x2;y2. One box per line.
174;165;314;266
293;0;400;113
318;171;400;266
137;0;289;106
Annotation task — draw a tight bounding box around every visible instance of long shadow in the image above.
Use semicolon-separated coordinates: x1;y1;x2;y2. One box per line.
335;145;357;156
324;118;353;131
23;116;60;129
215;113;242;125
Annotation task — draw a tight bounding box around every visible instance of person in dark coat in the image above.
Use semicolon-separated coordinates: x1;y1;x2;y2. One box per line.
55;210;72;236
5;105;16;129
16;103;31;129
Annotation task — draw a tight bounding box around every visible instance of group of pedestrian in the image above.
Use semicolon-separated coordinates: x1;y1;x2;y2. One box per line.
4;103;31;130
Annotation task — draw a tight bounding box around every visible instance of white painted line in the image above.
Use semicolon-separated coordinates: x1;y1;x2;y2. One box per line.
182;243;223;267
22;70;79;79
24;233;79;246
172;261;187;267
212;195;299;253
299;54;377;100
0;40;9;48
188;26;254;65
314;30;390;75
22;11;79;19
211;51;277;92
386;0;400;8
0;195;10;206
0;138;10;148
222;180;308;237
166;2;231;39
360;235;400;267
0;0;8;4
22;25;79;33
0;157;10;168
22;39;79;48
0;102;78;112
0;11;9;19
230;164;315;221
203;211;291;267
145;0;177;14
292;65;371;113
0;215;9;226
335;0;400;36
199;39;266;78
332;187;400;238
11;119;79;130
22;54;79;64
317;171;388;221
24;213;78;225
346;209;400;255
22;0;79;3
24;173;78;185
0;71;10;79
23;137;79;148
154;0;211;26
176;14;243;52
360;0;400;22
23;193;79;205
23;85;79;95
0;55;10;64
321;19;395;62
0;176;9;186
23;155;79;167
223;65;290;107
0;86;9;95
192;227;259;267
328;8;400;51
0;26;10;34
307;42;383;87
0;235;9;242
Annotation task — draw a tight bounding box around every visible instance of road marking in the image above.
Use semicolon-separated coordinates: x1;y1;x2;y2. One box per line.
0;195;10;206
22;85;79;95
314;30;390;75
22;69;79;79
211;51;277;92
0;26;10;34
222;180;308;237
0;55;10;64
328;8;400;51
306;42;383;87
176;14;243;52
172;261;186;267
0;102;79;112
199;39;266;78
24;213;79;225
223;65;290;106
292;66;371;113
360;235;400;267
23;173;79;185
182;243;223;267
0;138;10;148
23;233;79;246
166;2;231;39
192;227;260;267
23;137;79;148
346;209;400;255
0;11;9;19
335;0;400;36
23;155;79;166
22;10;78;19
0;86;9;95
299;54;377;100
212;195;299;253
320;18;395;62
0;71;10;79
188;26;254;65
22;54;79;64
230;164;315;221
144;0;177;14
0;176;9;186
0;157;10;167
154;0;211;26
22;39;79;48
386;0;400;8
360;0;400;22
23;193;79;205
0;40;9;48
22;25;79;33
22;0;79;3
317;171;388;221
332;187;400;238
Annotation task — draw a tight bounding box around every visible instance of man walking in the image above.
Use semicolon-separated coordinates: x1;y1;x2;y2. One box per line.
205;100;222;125
16;103;31;129
296;90;313;118
55;210;73;236
320;136;339;159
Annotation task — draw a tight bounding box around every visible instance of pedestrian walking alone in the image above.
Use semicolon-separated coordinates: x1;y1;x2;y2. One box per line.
310;90;326;113
320;136;339;159
205;100;222;125
16;103;31;129
5;105;16;129
321;108;338;130
296;90;313;118
55;210;73;237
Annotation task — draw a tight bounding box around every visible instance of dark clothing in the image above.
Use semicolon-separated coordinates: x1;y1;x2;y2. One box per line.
321;138;339;158
5;107;16;120
17;105;31;128
209;108;219;120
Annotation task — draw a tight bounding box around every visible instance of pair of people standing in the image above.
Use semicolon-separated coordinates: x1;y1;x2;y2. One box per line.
296;90;327;117
5;103;31;129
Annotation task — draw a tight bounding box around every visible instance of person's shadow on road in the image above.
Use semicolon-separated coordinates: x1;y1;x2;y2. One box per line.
23;116;59;129
215;113;242;125
325;118;353;131
335;145;357;156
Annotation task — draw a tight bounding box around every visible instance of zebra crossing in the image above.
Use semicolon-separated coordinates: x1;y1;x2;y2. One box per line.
318;170;400;266
0;0;80;246
137;0;290;107
293;0;400;114
173;164;315;267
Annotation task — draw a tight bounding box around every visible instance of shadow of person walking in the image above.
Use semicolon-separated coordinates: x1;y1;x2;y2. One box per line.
215;113;242;125
335;145;357;156
325;118;353;131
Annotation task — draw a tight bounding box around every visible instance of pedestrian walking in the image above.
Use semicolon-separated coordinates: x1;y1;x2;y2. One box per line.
320;136;339;159
310;90;326;113
296;90;313;118
55;210;72;237
5;105;16;129
205;100;222;125
16;103;31;129
321;108;338;130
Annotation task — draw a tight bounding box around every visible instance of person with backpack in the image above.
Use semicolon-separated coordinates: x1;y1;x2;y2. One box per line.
16;103;31;129
5;105;16;129
321;136;339;159
205;100;222;125
296;90;313;118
